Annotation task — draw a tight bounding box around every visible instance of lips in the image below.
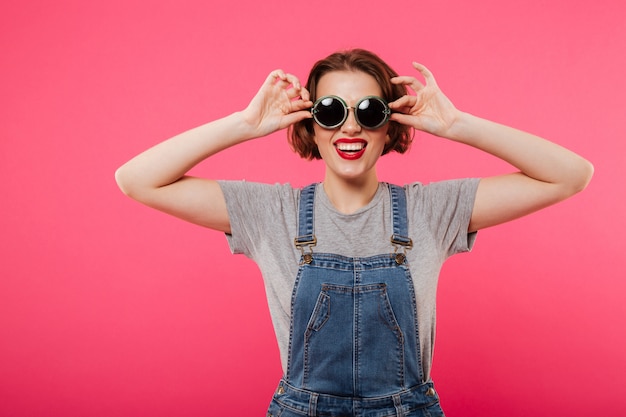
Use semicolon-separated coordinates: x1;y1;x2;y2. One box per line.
334;138;367;160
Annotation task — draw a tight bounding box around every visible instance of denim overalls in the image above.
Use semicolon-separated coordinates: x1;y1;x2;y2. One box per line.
267;184;445;417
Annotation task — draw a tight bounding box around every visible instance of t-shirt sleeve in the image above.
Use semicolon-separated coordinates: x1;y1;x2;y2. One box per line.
217;181;297;258
407;178;480;258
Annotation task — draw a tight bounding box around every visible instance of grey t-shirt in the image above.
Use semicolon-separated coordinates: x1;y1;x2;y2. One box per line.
218;179;479;381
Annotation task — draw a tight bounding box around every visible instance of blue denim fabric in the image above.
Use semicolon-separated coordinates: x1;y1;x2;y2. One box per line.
286;252;422;396
268;379;445;417
274;183;445;416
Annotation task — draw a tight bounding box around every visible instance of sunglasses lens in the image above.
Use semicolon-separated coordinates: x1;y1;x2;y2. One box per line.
313;97;346;128
356;97;389;129
312;96;389;129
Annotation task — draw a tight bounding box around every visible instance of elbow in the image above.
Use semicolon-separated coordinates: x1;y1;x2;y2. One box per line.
114;164;137;198
563;157;594;197
115;163;161;204
574;158;594;193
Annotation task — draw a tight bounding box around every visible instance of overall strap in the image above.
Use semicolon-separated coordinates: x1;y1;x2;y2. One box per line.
294;184;317;256
388;183;413;250
294;183;412;262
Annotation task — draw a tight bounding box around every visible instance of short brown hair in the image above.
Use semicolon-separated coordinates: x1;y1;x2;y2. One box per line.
289;49;413;160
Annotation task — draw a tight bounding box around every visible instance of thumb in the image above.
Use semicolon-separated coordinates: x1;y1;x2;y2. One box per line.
389;113;420;129
279;110;313;130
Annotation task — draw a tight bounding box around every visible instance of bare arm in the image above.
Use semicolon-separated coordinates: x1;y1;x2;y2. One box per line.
390;63;594;232
115;71;312;233
446;114;593;232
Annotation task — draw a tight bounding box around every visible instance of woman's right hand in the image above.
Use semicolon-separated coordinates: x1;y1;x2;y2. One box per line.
241;70;313;138
115;70;313;233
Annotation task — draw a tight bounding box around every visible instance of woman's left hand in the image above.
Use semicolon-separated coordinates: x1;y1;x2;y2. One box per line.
389;62;461;138
390;65;593;234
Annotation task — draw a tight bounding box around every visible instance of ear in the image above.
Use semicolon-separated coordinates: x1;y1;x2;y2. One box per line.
311;124;322;145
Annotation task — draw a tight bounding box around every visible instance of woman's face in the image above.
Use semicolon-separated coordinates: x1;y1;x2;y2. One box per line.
313;70;390;184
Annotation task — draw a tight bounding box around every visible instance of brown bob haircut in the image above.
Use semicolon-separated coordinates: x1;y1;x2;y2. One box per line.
289;49;413;160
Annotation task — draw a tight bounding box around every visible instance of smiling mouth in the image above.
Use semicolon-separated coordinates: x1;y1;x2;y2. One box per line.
334;139;367;160
336;142;366;152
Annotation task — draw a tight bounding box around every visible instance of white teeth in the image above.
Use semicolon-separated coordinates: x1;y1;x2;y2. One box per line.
336;142;365;151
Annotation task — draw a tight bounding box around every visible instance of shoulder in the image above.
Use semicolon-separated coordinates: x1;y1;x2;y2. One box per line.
404;178;480;202
402;178;480;228
218;180;300;203
217;180;310;223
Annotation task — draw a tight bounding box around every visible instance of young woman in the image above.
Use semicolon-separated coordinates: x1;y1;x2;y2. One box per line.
115;49;593;416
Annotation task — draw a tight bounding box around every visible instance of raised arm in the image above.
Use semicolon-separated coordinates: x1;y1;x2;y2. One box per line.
389;63;594;232
115;71;312;233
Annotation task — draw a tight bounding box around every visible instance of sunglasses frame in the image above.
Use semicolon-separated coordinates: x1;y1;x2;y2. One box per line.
311;95;391;130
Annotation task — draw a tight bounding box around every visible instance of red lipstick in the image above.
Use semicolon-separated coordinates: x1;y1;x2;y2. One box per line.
334;138;367;160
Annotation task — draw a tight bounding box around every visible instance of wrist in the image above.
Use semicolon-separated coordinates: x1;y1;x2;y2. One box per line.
443;111;481;143
226;111;264;142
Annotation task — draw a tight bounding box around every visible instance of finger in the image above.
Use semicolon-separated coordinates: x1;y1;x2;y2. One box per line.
267;70;296;92
290;98;313;112
389;112;418;128
274;78;292;90
279;109;313;129
391;75;425;92
282;73;303;90
285;86;299;99
286;86;312;105
299;86;311;102
388;95;416;109
269;70;303;89
412;62;438;86
267;69;287;84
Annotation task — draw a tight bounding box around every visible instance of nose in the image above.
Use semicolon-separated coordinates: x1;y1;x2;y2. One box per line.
341;107;361;135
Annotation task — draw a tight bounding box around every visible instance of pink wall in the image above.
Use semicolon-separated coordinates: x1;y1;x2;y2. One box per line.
1;1;624;416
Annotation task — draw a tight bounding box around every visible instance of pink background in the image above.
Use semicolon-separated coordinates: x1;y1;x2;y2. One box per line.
1;1;625;416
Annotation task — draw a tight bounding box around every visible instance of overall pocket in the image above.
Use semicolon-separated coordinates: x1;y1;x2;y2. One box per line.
303;283;406;396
